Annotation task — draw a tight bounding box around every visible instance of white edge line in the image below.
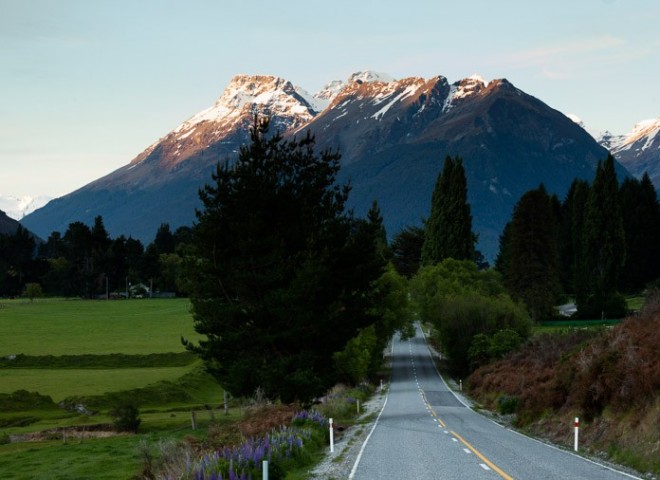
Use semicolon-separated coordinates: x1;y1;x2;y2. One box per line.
418;322;643;480
348;392;389;479
418;322;471;408
492;419;644;480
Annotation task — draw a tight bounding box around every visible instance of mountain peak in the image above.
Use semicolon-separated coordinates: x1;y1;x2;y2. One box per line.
626;117;660;144
0;194;51;220
348;71;395;84
129;74;317;169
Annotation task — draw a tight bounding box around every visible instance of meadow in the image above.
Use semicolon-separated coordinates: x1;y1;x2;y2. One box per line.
0;297;226;479
0;297;199;355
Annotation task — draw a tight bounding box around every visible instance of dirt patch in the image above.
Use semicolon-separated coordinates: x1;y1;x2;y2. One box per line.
10;424;120;443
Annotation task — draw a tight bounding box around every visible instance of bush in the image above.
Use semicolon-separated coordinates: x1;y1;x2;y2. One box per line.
497;394;519;415
334;326;377;384
434;293;531;376
0;390;57;411
109;402;141;433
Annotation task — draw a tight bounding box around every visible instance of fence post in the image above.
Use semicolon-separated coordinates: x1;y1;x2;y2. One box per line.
191;411;197;430
574;417;579;452
329;418;334;453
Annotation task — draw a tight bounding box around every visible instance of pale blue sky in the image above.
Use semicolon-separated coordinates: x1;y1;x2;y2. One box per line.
2;0;659;198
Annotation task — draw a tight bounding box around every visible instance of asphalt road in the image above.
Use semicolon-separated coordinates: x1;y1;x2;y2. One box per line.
349;325;640;480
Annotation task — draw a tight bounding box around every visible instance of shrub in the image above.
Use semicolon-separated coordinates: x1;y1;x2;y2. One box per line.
109;402;141;433
434;293;531;376
334;326;377;385
497;394;519;415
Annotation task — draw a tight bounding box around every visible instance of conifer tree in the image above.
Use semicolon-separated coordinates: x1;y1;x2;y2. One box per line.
183;117;385;403
421;155;475;265
505;185;560;321
619;173;660;292
578;154;626;318
391;225;425;278
558;179;590;300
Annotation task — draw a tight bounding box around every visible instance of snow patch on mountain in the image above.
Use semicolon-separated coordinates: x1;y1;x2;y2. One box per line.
371;83;420;120
619;118;660;151
566;113;585;129
0;195;52;220
349;71;395;84
174;75;315;135
442;74;488;112
295;86;328;113
312;72;395;109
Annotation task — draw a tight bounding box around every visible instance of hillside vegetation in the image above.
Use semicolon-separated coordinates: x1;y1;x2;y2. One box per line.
467;294;660;475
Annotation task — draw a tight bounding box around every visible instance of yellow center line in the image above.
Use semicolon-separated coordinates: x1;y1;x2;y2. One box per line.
421;391;447;427
451;430;514;480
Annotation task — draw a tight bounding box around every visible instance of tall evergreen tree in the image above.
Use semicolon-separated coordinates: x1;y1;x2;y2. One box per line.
183;117;385;403
619;173;660;292
578;154;626;318
558;179;590;299
505;185;560;321
421;155;475;265
391;225;425;278
494;221;512;278
367;199;390;261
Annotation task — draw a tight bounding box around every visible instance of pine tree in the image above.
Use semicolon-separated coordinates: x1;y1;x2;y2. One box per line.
391;225;425;278
506;185;560;322
619;173;660;292
558;179;590;300
367;199;390;261
421;155;475;265
494;221;512;278
578;154;626;318
183;117;385;403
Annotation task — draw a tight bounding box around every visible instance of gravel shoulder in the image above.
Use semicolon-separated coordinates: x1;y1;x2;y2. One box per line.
310;385;388;479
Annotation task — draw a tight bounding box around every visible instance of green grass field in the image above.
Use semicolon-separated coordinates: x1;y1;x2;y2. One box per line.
0;366;195;401
0;297;227;479
0;297;200;355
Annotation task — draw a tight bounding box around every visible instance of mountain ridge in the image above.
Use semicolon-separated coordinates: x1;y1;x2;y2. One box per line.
21;71;630;260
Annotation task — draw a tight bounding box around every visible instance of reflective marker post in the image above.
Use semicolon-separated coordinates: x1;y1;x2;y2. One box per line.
574;417;579;452
329;418;334;453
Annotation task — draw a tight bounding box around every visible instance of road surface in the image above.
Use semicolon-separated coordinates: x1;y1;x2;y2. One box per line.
349;325;640;479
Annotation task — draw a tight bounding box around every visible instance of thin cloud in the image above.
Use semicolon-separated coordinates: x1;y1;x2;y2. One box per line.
503;35;625;69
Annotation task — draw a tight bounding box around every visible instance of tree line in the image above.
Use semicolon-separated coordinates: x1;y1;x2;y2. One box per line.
0;218;192;298
392;154;660;321
495;155;660;320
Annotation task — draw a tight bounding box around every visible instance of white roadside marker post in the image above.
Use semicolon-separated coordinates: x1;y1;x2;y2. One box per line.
329;418;334;453
574;417;579;452
262;460;269;480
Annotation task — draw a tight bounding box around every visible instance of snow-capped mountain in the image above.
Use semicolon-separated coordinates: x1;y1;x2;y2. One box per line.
0;195;51;221
130;74;317;171
604;118;660;188
22;71;623;260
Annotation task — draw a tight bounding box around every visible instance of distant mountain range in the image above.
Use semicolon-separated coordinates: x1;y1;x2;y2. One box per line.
20;72;637;260
597;118;660;186
0;195;51;221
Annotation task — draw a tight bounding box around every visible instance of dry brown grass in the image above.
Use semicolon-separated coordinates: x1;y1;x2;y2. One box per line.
467;305;660;474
